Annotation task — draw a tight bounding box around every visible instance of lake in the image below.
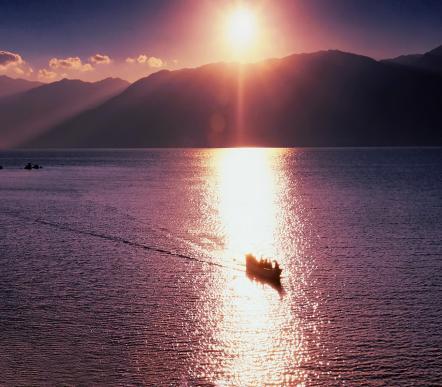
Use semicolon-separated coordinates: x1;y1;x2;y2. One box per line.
0;148;441;385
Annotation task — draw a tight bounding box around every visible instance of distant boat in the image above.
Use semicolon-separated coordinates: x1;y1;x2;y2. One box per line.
24;162;42;170
245;254;282;284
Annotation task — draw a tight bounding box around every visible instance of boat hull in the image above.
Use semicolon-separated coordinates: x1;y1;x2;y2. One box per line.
245;257;282;284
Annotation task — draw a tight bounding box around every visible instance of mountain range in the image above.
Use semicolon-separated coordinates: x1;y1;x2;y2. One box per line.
0;77;128;148
382;45;442;75
0;75;42;98
1;45;441;148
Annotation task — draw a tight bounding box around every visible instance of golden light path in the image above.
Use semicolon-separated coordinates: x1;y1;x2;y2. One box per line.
215;148;278;260
199;148;308;385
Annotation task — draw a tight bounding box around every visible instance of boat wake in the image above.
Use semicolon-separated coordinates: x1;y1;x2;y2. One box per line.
3;209;245;273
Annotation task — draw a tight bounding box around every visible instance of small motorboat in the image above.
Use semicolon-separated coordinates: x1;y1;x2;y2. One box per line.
24;162;42;170
245;253;282;284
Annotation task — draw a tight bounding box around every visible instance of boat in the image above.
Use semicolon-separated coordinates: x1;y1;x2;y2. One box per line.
23;162;42;170
245;253;282;283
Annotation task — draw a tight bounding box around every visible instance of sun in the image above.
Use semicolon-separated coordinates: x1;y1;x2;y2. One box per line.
226;7;257;52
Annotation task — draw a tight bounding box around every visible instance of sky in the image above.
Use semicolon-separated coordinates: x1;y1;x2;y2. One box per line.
0;0;441;82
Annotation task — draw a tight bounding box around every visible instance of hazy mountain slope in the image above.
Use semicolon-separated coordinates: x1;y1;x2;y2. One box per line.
0;75;43;98
0;77;129;148
29;49;442;148
383;45;442;74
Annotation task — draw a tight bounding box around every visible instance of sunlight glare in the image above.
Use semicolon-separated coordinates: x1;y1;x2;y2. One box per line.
208;148;300;385
225;7;257;53
215;148;278;259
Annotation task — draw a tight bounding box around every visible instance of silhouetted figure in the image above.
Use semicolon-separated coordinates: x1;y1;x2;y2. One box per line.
24;162;32;170
0;165;3;169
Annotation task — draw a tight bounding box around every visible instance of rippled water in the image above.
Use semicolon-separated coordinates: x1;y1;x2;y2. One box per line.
0;148;441;385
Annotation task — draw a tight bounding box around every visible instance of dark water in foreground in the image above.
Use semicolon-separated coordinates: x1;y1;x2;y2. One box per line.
0;148;441;386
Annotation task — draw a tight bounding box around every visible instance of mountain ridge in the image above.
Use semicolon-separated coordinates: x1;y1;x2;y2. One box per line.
382;45;442;74
0;75;43;98
0;77;129;148
1;46;441;148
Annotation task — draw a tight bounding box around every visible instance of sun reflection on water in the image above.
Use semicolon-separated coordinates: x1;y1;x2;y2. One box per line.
197;148;308;385
213;147;279;260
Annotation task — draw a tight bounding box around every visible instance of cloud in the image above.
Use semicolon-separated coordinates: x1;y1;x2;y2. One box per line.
125;54;163;68
137;54;148;63
13;67;24;74
38;68;57;81
0;50;34;77
0;50;24;69
0;50;25;72
147;56;163;68
90;53;111;64
49;56;93;72
125;55;149;64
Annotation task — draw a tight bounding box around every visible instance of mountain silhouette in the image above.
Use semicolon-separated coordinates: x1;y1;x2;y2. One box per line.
0;75;43;98
383;45;442;75
25;48;441;148
0;77;129;148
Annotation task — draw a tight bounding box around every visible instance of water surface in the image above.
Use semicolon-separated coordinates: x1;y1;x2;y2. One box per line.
0;148;441;385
